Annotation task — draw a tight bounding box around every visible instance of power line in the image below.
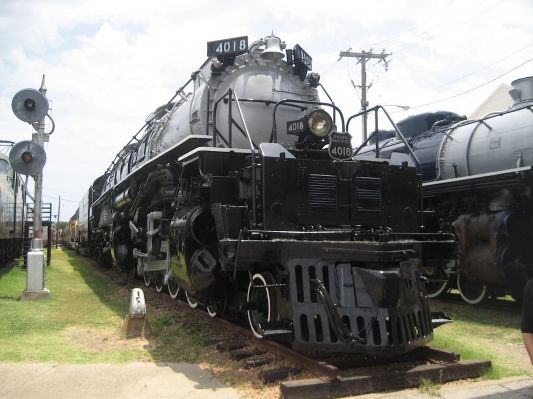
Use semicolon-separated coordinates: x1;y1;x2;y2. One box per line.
399;1;503;50
320;0;507;101
364;0;503;56
409;57;533;110
394;41;533;101
43;194;78;203
318;0;508;100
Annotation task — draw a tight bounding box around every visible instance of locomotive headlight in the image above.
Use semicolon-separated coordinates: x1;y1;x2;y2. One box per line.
308;110;333;138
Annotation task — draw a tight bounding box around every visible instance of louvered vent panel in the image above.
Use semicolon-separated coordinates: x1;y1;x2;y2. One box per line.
308;174;337;213
355;177;382;212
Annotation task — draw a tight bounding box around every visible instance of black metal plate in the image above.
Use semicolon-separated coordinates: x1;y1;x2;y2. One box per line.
328;132;353;160
293;44;312;70
207;36;248;57
287;118;306;135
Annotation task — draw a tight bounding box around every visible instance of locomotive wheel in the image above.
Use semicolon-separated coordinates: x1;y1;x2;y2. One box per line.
247;272;279;339
155;274;164;293
457;272;487;305
185;291;199;309
143;272;151;287
425;267;449;299
167;278;180;299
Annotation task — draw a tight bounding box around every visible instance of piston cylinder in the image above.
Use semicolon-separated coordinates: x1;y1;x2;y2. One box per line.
114;187;136;209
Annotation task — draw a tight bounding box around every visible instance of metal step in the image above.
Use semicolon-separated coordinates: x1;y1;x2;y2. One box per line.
259;321;294;341
431;311;453;328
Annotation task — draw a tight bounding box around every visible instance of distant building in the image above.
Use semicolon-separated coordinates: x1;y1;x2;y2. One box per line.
469;83;513;119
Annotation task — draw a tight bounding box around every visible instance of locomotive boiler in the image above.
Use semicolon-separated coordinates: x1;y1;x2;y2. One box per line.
80;33;455;356
356;76;533;304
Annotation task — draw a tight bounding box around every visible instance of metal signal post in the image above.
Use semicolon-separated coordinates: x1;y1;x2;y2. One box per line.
10;75;54;300
32;77;47;251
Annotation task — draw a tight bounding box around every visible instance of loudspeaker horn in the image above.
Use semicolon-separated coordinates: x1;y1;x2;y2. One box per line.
9;140;47;176
11;89;49;124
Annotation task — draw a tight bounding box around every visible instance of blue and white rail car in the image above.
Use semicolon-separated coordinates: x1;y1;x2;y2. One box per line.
356;77;533;304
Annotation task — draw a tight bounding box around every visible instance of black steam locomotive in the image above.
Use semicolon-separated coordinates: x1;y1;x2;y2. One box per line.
75;34;455;356
357;76;533;304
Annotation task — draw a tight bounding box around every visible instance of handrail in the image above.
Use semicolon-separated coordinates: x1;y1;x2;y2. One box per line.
212;91;257;148
232;90;258;227
350;106;422;167
232;90;256;156
212;95;307;148
318;83;336;126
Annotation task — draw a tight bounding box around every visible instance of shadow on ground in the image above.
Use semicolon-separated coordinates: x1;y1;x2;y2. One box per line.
60;249;223;379
0;259;18;278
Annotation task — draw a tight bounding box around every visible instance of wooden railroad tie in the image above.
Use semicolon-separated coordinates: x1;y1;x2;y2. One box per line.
280;359;491;399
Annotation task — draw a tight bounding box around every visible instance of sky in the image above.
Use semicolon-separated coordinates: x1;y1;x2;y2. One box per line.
1;0;532;221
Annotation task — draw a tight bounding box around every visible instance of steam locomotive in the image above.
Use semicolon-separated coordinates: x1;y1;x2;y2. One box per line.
76;34;456;356
0;141;24;265
357;76;533;304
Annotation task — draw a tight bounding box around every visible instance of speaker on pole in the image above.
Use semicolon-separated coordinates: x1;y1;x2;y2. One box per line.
11;89;49;124
9;140;47;176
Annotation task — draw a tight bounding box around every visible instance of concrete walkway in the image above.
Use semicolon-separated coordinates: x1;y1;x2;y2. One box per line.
1;362;531;399
355;376;533;399
0;362;241;399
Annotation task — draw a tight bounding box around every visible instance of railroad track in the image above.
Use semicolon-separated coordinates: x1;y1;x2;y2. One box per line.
94;258;490;398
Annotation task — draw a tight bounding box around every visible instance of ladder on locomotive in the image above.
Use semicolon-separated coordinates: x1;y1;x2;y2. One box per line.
22;202;53;268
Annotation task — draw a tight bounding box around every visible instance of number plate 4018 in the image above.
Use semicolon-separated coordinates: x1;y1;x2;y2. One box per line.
328;132;353;160
207;36;248;57
287;118;306;135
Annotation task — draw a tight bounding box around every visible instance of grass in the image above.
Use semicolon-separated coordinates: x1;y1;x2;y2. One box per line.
0;250;278;397
430;296;533;379
0;249;216;365
150;313;210;363
0;250;149;363
418;377;441;396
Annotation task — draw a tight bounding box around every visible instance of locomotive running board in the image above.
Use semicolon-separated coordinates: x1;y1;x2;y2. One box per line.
178;146;252;164
423;165;533;195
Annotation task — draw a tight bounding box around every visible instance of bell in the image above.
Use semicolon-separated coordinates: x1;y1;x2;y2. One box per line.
261;34;285;61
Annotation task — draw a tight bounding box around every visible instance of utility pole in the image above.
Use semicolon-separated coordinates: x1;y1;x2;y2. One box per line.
339;49;390;140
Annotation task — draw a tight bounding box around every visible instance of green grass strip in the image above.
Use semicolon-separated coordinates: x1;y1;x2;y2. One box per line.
431;298;533;379
0;250;148;363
